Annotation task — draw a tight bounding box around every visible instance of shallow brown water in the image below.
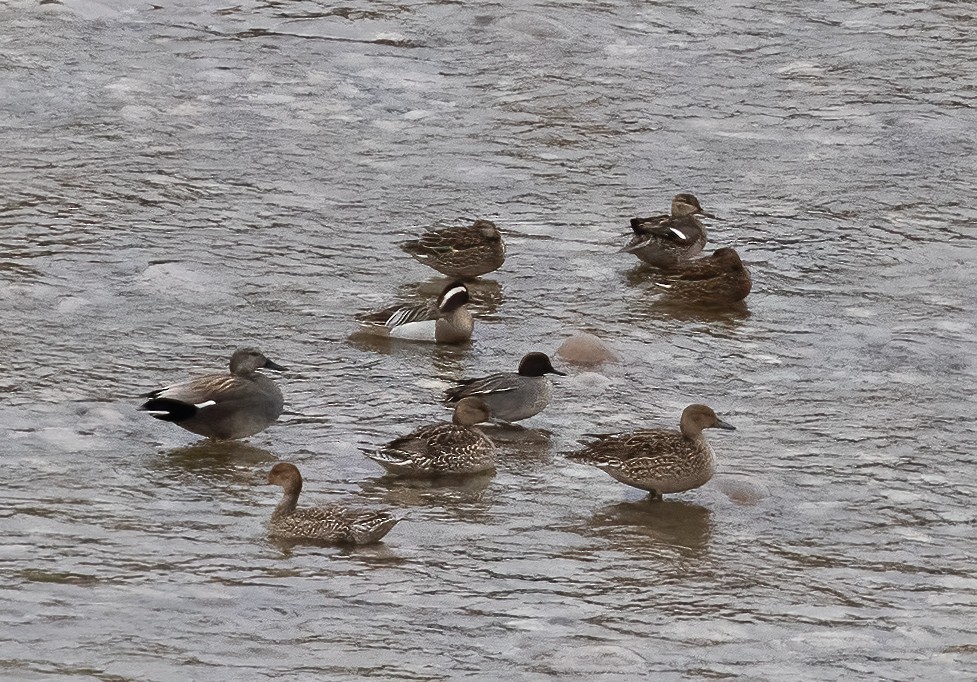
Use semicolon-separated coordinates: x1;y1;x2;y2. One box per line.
2;0;976;679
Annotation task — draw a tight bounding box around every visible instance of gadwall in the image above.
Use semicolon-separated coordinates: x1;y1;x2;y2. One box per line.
364;397;496;477
401;219;505;279
357;281;473;344
566;404;735;499
621;193;715;267
140;348;286;440
444;352;565;423
267;463;399;544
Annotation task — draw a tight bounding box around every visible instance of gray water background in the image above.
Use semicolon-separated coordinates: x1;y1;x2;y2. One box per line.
1;0;976;679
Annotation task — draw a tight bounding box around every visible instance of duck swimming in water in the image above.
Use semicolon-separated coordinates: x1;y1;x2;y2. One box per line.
140;347;286;440
566;404;735;500
267;462;399;544
621;193;715;267
401;219;505;279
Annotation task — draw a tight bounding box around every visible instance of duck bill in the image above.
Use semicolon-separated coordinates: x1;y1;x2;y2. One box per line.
715;418;736;431
263;359;288;372
699;211;719;220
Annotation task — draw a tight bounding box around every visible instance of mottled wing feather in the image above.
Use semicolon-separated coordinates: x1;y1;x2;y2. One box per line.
404;225;483;255
370;422;494;474
271;505;350;541
272;505;397;544
571;430;687;465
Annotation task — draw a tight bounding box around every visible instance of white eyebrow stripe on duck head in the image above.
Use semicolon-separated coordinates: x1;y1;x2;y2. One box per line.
441;286;468;302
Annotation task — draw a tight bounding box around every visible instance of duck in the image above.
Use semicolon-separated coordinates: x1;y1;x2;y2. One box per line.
620;193;715;267
444;351;566;423
140;348;286;440
653;247;752;306
364;397;496;477
267;462;399;544
566;404;735;499
356;281;473;344
400;219;505;279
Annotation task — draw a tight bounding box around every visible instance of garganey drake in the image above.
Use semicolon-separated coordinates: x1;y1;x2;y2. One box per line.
357;281;473;344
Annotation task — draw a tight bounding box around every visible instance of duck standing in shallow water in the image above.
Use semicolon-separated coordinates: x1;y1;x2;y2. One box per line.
357;281;473;344
653;247;752;306
401;219;505;279
621;193;716;267
140;348;286;440
566;404;735;500
267;463;399;545
444;352;566;423
364;397;496;477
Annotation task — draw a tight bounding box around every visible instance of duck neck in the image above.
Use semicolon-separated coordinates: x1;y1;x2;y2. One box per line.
679;421;705;441
274;481;301;516
436;309;473;343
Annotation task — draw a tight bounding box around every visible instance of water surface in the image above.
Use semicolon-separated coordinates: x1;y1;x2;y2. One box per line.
2;0;976;679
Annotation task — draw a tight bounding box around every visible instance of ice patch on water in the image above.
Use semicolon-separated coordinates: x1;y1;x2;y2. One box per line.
547;644;646;674
137;263;239;304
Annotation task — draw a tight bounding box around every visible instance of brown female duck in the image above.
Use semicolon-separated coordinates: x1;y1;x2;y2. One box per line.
267;462;399;545
401;219;505;279
654;247;752;306
364;397;496;477
566;404;735;500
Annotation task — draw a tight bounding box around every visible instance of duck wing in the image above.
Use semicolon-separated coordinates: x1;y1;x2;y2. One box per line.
444;372;517;403
358;299;439;328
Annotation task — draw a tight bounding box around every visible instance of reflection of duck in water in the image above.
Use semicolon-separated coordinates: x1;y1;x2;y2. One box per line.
652;247;752;307
566;404;735;500
161;439;278;466
400;219;505;279
586;499;713;552
620;193;715;267
154;440;278;488
360;469;496;510
266;463;399;545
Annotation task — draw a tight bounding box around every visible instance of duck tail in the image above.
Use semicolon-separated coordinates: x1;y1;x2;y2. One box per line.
139;398;197;423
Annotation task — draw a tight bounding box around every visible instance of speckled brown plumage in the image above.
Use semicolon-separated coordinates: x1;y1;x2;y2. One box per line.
654;247;752;306
567;404;735;499
364;397;496;476
401;219;505;278
267;463;398;545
